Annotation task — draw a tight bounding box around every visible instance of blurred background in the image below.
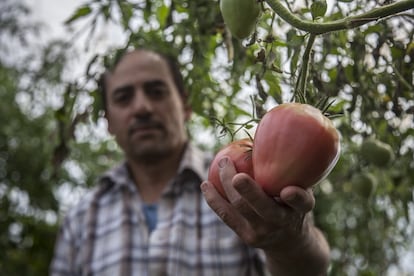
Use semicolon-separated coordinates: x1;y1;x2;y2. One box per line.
1;0;413;275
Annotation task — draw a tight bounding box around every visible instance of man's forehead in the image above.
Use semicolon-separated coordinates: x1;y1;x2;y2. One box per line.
114;50;166;72
108;51;169;78
106;50;173;90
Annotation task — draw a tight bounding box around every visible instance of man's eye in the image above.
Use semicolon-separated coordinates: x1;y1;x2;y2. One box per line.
114;93;131;103
113;88;134;104
145;86;166;100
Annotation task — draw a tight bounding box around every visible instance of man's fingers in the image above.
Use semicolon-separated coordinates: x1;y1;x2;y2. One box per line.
279;186;315;213
218;156;246;203
229;192;263;223
201;180;249;232
203;160;315;245
218;158;264;223
232;173;292;223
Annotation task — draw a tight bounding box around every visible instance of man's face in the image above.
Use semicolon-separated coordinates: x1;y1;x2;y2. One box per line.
105;50;191;163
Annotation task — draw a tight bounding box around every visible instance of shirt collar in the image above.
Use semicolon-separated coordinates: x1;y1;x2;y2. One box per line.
99;161;135;192
177;143;209;181
98;143;209;193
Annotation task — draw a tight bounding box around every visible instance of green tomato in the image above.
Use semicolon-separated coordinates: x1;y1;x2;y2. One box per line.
360;138;394;167
352;172;377;199
220;0;261;39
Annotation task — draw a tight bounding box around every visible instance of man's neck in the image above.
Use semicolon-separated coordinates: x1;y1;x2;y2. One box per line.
127;145;186;203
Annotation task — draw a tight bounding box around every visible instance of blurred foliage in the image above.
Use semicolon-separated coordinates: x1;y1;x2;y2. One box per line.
1;0;413;275
0;1;122;274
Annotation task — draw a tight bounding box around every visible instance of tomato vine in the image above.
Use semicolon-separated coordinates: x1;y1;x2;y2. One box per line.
263;0;414;34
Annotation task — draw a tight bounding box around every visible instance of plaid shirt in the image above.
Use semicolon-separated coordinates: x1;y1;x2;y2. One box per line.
50;144;268;276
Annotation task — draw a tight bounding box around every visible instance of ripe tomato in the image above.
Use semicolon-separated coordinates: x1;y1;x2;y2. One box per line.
253;103;340;196
208;138;254;199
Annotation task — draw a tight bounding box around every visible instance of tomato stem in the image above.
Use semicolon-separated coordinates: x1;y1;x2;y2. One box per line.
293;33;316;103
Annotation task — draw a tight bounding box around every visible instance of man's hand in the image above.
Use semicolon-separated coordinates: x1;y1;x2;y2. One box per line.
201;156;330;275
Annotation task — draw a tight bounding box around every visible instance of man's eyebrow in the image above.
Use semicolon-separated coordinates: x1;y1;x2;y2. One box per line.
143;79;167;88
111;80;167;95
112;84;134;95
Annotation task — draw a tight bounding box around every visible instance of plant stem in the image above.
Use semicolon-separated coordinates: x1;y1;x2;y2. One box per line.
294;33;316;102
392;64;414;91
264;0;414;34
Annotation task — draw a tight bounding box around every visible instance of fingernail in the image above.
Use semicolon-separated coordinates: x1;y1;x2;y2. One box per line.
200;182;208;192
218;157;229;168
285;193;297;203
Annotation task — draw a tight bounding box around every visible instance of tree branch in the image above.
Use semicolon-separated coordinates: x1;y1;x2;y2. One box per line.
264;0;414;34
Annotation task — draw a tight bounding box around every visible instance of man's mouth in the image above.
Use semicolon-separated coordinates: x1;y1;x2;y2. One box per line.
128;122;163;137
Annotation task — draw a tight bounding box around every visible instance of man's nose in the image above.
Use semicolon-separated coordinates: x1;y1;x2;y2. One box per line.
132;89;153;115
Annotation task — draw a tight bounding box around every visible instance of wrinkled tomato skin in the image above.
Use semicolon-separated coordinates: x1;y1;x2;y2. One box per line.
208;138;254;199
253;103;340;196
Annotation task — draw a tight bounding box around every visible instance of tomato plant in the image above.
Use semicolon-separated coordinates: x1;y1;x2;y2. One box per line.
220;0;261;39
208;138;254;198
253;103;340;196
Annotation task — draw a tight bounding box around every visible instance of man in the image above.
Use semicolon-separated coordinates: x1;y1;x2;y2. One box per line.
50;48;330;275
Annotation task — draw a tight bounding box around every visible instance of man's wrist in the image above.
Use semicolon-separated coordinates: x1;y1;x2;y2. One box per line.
262;217;330;276
263;214;313;259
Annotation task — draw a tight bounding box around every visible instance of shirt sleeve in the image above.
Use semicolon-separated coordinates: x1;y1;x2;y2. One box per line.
49;215;78;276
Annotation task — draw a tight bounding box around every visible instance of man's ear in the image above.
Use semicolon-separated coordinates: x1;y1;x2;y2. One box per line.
182;92;192;122
184;106;192;122
105;113;115;135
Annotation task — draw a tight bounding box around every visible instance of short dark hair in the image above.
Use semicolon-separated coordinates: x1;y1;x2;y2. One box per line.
98;48;187;113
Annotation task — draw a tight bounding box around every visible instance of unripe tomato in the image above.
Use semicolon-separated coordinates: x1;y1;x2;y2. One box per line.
351;172;377;199
220;0;261;39
208;138;254;199
253;103;340;196
360;138;394;167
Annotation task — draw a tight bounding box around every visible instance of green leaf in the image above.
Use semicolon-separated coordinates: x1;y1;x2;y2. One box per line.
118;1;134;29
286;30;304;49
344;64;355;83
64;5;92;25
390;43;405;60
362;24;384;35
264;71;282;103
156;4;170;28
101;4;111;20
311;0;327;20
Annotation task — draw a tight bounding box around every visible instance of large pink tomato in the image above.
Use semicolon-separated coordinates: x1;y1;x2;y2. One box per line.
208;138;254;199
253;103;340;196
